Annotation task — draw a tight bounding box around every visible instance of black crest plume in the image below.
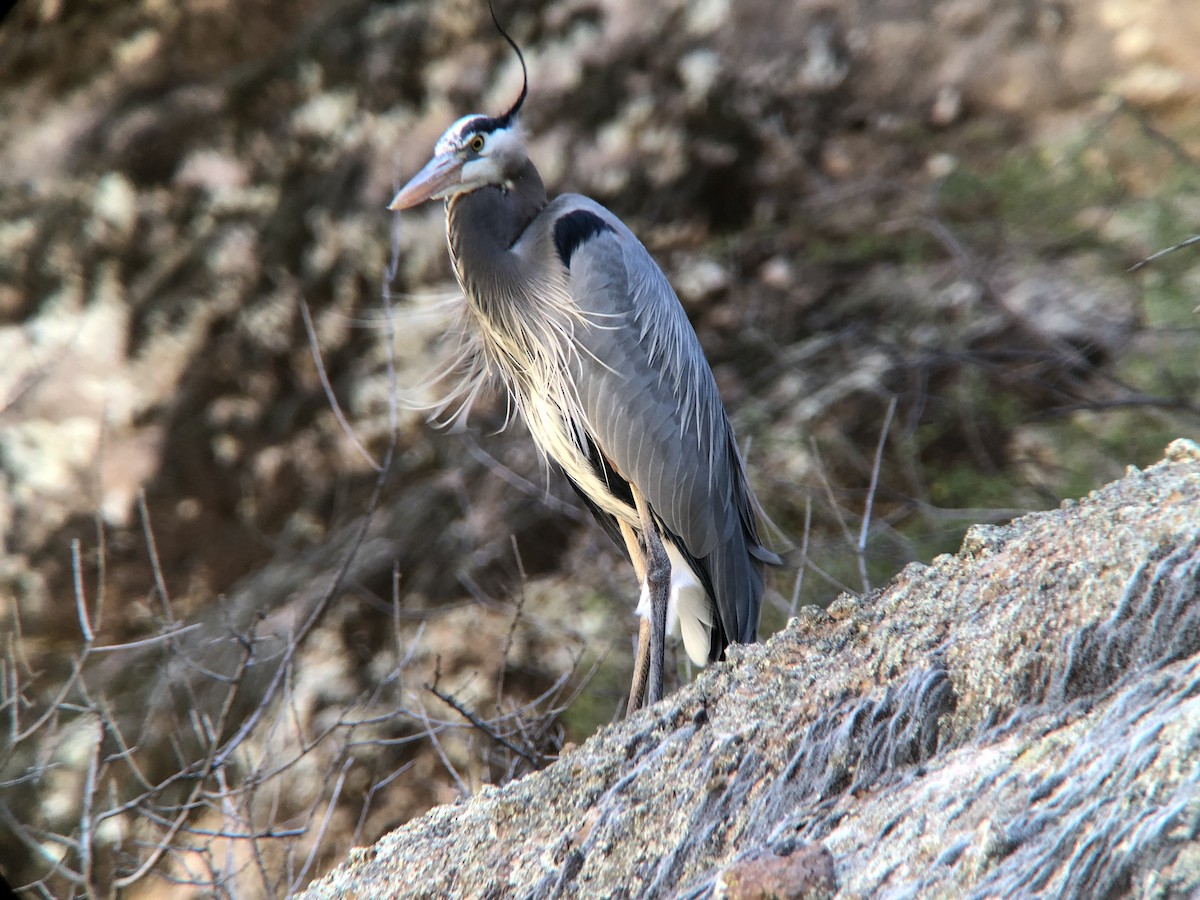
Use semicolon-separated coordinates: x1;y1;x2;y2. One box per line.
489;1;528;125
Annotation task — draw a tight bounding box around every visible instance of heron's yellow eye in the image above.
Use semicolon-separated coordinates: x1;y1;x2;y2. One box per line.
469;135;486;153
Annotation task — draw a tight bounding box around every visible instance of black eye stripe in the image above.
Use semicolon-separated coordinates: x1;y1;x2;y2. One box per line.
457;115;507;142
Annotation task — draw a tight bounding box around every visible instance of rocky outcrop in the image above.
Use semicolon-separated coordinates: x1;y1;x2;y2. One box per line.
305;439;1200;898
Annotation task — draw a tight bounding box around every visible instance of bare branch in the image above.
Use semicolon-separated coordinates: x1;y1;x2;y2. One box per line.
1129;234;1200;272
427;683;541;766
299;297;382;472
857;397;897;593
789;497;814;618
136;490;175;625
289;757;353;894
71;540;95;645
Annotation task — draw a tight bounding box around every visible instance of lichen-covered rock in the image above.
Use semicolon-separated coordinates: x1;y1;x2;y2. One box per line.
304;440;1200;898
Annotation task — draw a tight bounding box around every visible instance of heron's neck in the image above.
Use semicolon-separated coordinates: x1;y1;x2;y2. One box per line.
446;161;547;296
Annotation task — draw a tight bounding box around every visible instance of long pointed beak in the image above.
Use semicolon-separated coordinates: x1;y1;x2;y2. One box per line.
388;153;464;210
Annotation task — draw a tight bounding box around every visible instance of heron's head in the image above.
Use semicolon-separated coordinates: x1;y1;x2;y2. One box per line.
388;114;530;210
391;4;532;212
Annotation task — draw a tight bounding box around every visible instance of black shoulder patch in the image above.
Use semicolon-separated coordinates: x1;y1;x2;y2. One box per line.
553;210;615;268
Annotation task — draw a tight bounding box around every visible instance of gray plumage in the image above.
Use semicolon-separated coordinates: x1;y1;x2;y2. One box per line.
392;71;778;708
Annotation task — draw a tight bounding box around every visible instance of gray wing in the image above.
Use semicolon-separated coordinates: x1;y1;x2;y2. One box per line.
543;194;777;654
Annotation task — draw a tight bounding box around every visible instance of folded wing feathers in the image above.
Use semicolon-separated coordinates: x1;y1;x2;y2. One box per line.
429;190;773;660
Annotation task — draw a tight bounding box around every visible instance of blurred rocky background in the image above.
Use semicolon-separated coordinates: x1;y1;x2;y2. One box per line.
0;0;1197;894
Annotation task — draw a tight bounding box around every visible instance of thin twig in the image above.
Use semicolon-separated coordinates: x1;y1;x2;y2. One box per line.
857;397;897;593
71;540;94;645
1129;234;1200;272
289;757;353;894
133;807;306;841
136;490;175;626
808;438;859;566
391;563;406;702
415;699;471;798
77;717;102;900
299;297;381;472
789;497;813;617
0;804;84;883
497;535;529;707
427;682;541;767
87;624;203;653
351;762;418;847
92;511;107;632
465;438;586;519
1115;96;1200;170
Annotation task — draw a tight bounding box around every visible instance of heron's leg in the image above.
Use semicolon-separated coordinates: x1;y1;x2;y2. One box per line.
627;616;652;713
631;486;670;707
619;519;651;713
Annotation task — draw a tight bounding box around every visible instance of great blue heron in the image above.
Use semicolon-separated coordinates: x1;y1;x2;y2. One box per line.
390;16;779;712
